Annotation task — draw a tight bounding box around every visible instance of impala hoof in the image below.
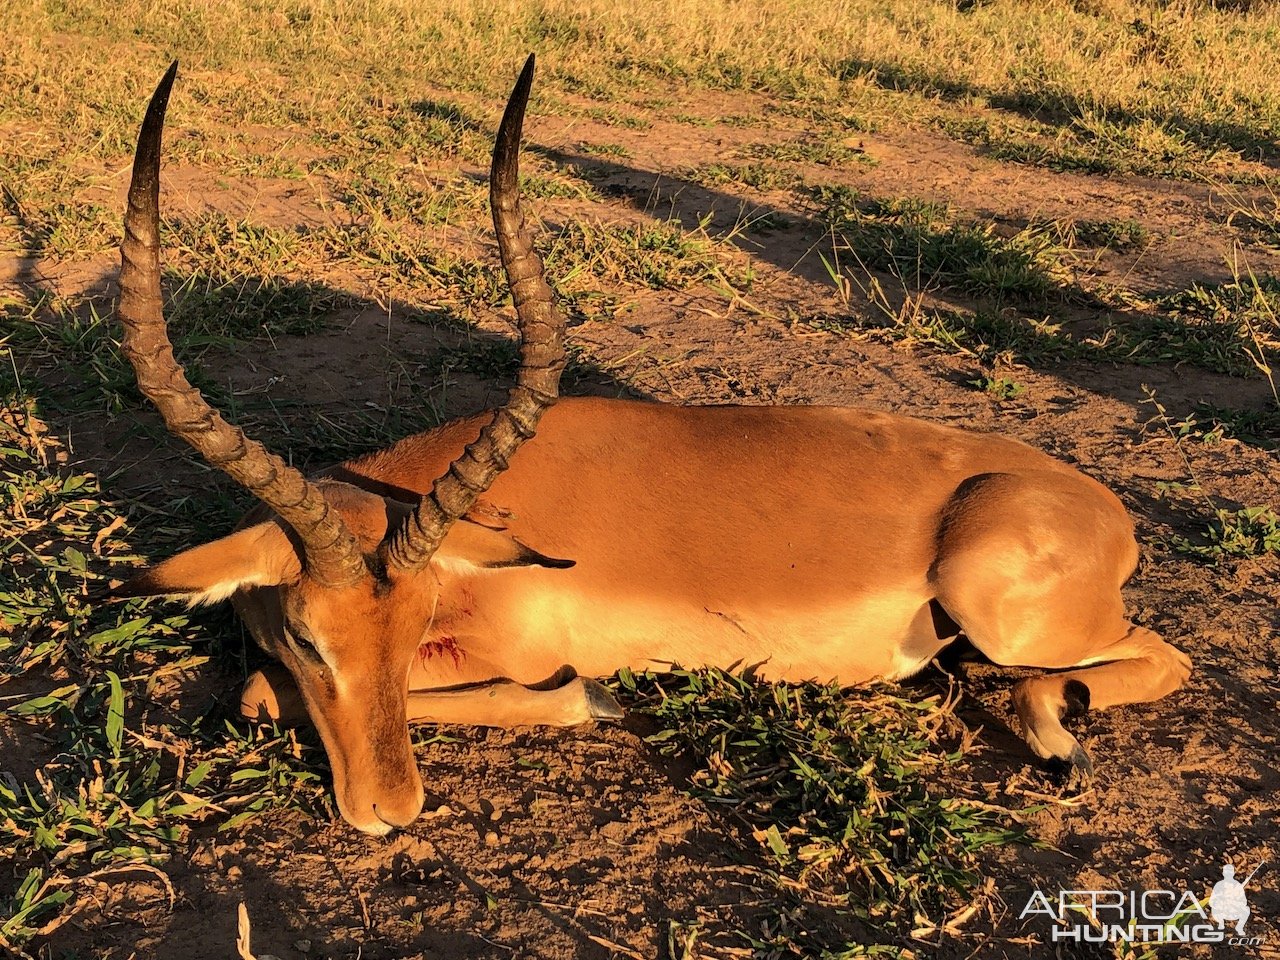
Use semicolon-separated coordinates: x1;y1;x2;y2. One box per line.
582;679;625;721
1046;744;1094;791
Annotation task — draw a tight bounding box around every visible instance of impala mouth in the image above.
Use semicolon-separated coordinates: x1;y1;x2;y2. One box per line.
340;777;426;836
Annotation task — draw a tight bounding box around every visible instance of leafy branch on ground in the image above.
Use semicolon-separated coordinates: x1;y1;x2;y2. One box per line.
614;666;1028;954
0;401;332;952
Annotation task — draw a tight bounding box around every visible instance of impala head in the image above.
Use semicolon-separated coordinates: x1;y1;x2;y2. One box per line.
114;57;566;834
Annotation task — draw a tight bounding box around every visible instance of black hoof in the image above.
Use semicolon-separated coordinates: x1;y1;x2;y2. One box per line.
1045;744;1093;790
583;679;626;721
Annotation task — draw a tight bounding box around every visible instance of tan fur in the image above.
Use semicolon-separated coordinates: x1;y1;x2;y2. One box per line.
131;397;1191;834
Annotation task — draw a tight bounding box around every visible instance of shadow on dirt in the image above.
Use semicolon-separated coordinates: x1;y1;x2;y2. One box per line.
514;144;1280;437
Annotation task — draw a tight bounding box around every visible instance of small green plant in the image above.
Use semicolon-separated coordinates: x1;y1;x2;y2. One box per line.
1070;217;1150;251
968;375;1026;399
1171;506;1280;560
746;135;870;167
1193;403;1280;449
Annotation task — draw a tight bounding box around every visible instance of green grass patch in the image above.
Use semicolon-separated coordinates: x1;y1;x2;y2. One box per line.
1157;274;1280;376
1170;505;1280;561
1192;403;1280;449
546;218;750;294
583;106;651;129
578;142;632;159
0;401;335;953
812;188;1074;305
617;667;1026;952
745;135;871;168
1068;217;1151;251
519;170;603;202
686;161;800;193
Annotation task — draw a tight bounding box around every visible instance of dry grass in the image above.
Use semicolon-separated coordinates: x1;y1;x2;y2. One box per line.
6;0;1280;184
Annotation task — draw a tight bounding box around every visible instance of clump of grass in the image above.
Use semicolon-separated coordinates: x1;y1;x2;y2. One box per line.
578;142;632;159
168;274;347;340
1221;187;1280;248
339;166;485;228
745;135;870;167
546;218;750;293
1193;403;1280;449
814;188;1074;304
166;214;304;280
977;113;1223;181
520;170;602;202
1171;506;1280;560
1158;273;1280;376
686;161;800;192
617;667;1024;945
583;105;651;129
1069;217;1151;251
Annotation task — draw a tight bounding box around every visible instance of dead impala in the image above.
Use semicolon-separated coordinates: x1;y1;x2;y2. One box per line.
116;58;1191;835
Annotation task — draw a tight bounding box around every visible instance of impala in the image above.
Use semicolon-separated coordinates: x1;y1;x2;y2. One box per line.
116;58;1191;835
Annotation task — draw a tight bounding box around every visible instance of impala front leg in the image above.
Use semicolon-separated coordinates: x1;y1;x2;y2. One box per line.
241;665;624;728
408;676;623;727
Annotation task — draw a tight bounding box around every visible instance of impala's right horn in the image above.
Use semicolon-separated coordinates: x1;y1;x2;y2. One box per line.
383;54;566;572
118;62;368;588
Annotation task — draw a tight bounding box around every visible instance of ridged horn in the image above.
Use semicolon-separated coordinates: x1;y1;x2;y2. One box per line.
118;62;367;588
383;54;565;571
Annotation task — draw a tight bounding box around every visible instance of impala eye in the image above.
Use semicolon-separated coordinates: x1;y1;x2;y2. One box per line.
285;621;321;660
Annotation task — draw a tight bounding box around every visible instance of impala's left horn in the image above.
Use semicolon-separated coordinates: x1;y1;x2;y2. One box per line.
384;54;567;573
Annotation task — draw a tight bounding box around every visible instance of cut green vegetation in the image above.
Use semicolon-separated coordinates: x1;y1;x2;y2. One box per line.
617;667;1026;953
968;375;1027;400
0;402;333;954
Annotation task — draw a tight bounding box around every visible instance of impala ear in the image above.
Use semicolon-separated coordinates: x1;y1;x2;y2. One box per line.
434;519;574;572
114;522;302;605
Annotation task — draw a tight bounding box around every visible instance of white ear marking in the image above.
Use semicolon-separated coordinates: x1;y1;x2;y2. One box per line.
183;571;275;607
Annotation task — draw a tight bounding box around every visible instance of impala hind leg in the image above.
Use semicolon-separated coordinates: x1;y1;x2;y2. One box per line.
931;470;1193;776
1010;626;1192;776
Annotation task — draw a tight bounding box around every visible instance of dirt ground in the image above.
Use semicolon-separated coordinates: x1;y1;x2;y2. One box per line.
5;77;1280;960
